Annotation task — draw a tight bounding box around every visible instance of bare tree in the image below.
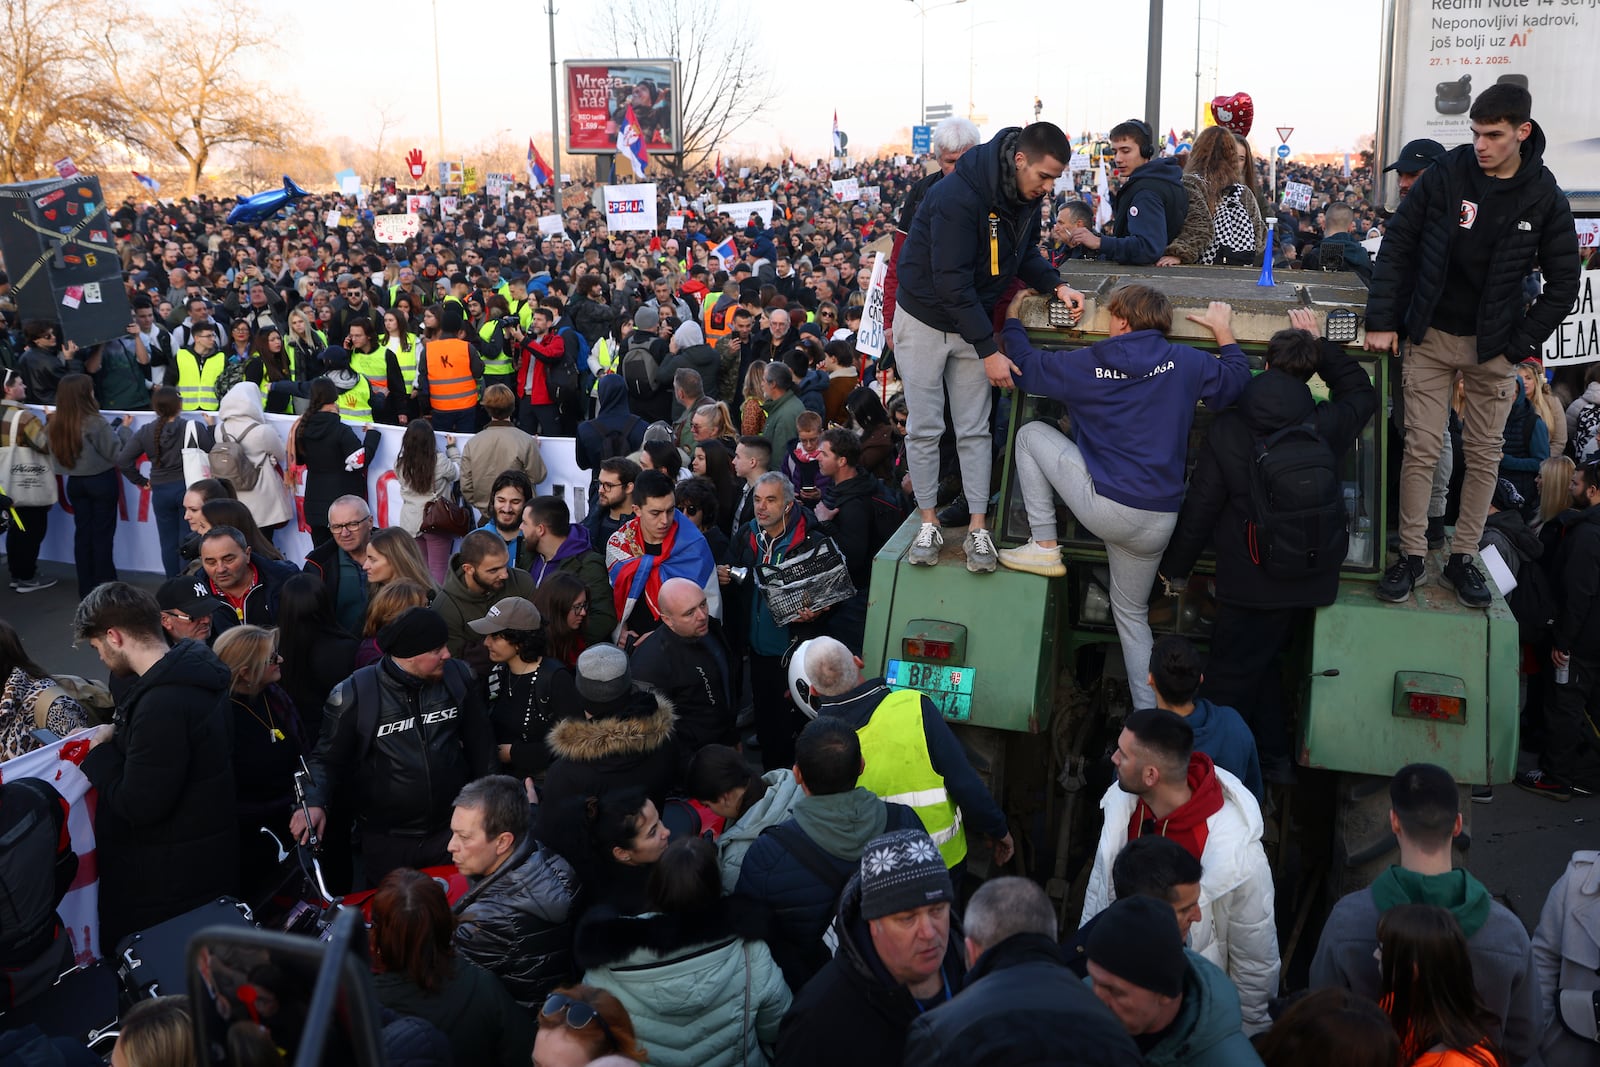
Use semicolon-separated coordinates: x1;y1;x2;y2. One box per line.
92;0;296;196
0;0;139;183
360;104;402;189
595;0;775;174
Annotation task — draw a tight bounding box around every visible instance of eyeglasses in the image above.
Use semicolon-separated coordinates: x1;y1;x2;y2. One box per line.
541;994;616;1045
681;504;699;515
892;416;908;428
570;601;590;614
162;610;195;622
329;518;371;534
598;480;623;491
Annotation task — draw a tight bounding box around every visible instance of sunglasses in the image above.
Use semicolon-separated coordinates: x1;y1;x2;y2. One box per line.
542;994;615;1044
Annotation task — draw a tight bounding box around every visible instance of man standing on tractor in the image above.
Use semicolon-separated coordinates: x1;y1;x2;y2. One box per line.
1365;83;1580;608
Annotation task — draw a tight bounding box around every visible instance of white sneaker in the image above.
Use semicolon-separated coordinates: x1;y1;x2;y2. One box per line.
907;523;943;566
964;528;999;573
11;576;58;594
997;539;1066;578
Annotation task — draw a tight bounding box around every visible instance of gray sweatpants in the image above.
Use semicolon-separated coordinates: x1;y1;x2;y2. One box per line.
896;307;993;513
1015;421;1176;709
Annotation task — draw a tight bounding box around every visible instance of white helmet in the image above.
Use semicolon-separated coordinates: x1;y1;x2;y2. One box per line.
787;638;822;719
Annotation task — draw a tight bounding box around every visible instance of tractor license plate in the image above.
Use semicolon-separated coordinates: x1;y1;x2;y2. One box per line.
886;660;976;722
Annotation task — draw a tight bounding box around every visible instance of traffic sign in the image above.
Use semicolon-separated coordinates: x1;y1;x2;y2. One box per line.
924;103;953;121
1276;126;1294;144
1276;144;1291;159
912;125;932;155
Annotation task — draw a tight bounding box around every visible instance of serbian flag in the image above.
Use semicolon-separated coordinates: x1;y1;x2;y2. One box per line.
1167;129;1179;154
528;140;551;187
832;110;842;156
712;236;738;266
606;512;721;636
715;152;726;188
618;103;649;178
131;171;160;193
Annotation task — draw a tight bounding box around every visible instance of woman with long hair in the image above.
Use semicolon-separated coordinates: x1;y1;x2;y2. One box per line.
640;439;683;481
380;308;420;393
472;596;580;784
218;319;255;397
212;624;307;899
357;580;433;667
534;985;648;1066
290;377;379;546
0;619;91;760
844;386;897;483
363;526;437;591
1378;904;1503;1067
48;373;131;596
273;573;358;739
1518;360;1569;459
394;418;461;583
1162;126;1267;266
245;326;293;391
369;869;536;1067
118;386;215;577
741;360;769;437
1537;455;1576;534
3;368;56;592
531;572;591;670
201;498;284;561
689;438;738;535
285;306;326;372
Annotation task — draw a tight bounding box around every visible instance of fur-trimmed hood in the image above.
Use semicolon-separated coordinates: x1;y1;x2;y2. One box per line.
574;896;772;970
547;690;676;762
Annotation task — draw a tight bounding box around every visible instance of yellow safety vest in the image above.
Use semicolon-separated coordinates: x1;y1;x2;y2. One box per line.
350;348;390;393
255;348;298;405
508;298;535;331
335;376;372;422
383;334;420;390
174;348;225;412
479;321;515;378
855;688;968;867
588;337;616;396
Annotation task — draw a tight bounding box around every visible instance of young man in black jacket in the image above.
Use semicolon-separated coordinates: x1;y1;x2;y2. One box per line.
1365;83;1581;608
1160;311;1376;779
1067;119;1189;266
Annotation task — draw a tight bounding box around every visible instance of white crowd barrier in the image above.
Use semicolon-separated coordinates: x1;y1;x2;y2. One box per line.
30;409;592;573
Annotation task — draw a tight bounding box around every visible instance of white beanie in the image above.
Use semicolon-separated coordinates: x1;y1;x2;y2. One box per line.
672;320;704;348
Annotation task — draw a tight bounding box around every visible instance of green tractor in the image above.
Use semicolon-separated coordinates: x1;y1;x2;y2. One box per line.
860;261;1519;964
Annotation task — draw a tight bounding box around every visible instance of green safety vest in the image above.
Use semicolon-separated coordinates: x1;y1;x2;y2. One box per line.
174;348;225;411
386;334;420;390
588;337;616;396
855;688;968;867
507;298;535;331
256;347;298;405
478;321;514;378
335;376;372;422
350;348;392;394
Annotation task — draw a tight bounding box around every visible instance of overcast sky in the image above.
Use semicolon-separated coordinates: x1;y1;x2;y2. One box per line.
164;0;1387;165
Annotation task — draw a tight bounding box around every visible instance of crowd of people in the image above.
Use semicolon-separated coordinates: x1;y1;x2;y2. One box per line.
1;87;1598;1067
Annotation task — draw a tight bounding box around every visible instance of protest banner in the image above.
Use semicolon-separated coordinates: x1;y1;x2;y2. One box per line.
563;59;683;155
717;199;775;228
373;214;421;243
537;213;565;236
404;194;433;215
1281;181;1313;211
855;252;888;359
1541;268;1600;368
603;182;658;232
831;177;860;202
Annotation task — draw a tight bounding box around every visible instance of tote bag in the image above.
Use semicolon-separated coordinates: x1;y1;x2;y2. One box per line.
2;408;59;507
181;419;212;485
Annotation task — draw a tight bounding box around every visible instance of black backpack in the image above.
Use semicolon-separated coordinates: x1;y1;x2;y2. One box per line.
620;341;659;398
546;328;585;402
597;415;642;462
1506;559;1557;645
1246;421;1348;579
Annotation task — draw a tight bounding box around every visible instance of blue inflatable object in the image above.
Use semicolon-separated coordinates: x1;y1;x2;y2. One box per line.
1257;217;1277;287
227;175;309;225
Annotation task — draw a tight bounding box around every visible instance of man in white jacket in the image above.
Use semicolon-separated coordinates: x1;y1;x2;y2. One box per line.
1080;708;1279;1034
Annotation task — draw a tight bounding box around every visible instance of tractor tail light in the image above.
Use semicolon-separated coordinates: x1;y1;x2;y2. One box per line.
903;638;954;661
1405;693;1464;721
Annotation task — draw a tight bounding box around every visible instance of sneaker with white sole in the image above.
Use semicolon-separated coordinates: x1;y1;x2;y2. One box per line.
964;528;998;573
10;576;58;594
907;523;943;566
996;538;1066;577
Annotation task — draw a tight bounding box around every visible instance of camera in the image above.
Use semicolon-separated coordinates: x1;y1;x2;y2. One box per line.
499;315;520;331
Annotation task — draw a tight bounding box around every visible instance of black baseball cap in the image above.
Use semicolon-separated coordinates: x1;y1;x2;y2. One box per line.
157;576;223;616
1384;139;1447;174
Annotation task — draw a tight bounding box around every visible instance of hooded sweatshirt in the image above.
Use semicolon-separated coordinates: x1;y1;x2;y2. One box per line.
1139;951;1265;1067
715;768;804;891
1565;380;1600;462
1005;319;1250;511
1128;751;1225;861
1104;155;1190;266
436;553;539;675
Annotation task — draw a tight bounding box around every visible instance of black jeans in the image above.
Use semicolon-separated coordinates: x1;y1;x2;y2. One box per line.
67;468;120;597
749;652;803;771
6;504;50;581
1198;603;1303;765
1541;653;1600;791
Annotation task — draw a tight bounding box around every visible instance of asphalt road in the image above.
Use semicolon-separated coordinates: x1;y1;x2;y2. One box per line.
6;555;1591;937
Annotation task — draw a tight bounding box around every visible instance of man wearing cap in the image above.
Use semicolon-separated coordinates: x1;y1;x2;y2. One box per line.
1081;708;1279;1033
536;644;681;855
620;305;671;423
1085;896;1263;1066
156;575;223;646
629;576;737;755
291;606;494;884
776;828;967;1067
1386;138;1447;200
1367;83;1581;609
1311;762;1539;1063
902;877;1142;1067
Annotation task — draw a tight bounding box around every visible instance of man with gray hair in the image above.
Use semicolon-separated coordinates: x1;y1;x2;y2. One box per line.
449;774;579;1008
903;878;1143;1066
760;361;805;455
303;494;374;635
792;635;1012;873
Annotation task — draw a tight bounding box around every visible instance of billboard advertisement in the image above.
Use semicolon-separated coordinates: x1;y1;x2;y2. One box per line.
564;58;682;155
1384;0;1599;201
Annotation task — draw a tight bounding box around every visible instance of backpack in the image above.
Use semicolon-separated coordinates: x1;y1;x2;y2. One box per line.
1506;558;1557;645
1246;421;1348;579
208;422;261;491
598;414;642;463
1201;183;1259;267
548;328;587;402
620;340;659;399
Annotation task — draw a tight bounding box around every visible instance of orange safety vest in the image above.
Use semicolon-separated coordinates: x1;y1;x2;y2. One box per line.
702;294;734;342
424;338;477;412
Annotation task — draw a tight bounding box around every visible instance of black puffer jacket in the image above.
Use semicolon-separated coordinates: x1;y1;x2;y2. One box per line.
628;621;738;754
1366;123;1580;363
901;933;1144;1067
1160;342;1377;609
80;640;239;950
304;657;495;835
453;834;580;1008
294;410;380;529
895;127;1062;358
1552;503;1600;658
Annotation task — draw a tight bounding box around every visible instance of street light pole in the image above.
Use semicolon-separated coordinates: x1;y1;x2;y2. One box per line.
546;1;564;214
908;0;967;127
430;0;445;167
1144;0;1163;135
